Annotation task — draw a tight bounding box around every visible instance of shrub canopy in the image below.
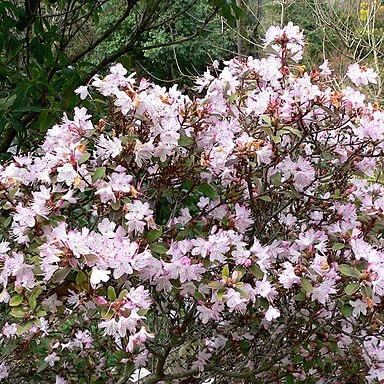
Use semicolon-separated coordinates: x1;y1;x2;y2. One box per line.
0;23;384;383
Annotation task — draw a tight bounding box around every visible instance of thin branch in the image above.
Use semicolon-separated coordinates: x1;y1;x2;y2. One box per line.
69;0;140;65
84;6;220;82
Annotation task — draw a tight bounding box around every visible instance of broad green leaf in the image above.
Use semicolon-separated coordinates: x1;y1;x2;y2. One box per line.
147;228;163;243
199;184;215;199
338;264;360;277
16;321;34;336
107;286;116;302
361;285;373;298
249;264;264;279
301;278;313;293
207;281;225;290
341;304;353;317
150;243;168;254
76;271;88;289
258;195;272;202
178;136;193;147
345;283;359;295
28;296;37;310
217;289;226;301
10;308;25;318
92;166;106;182
293;292;306;301
222;264;229;278
37;361;49;373
332;243;345;251
78;152;90;164
10;294;23;307
52;265;71;283
118;289;129;300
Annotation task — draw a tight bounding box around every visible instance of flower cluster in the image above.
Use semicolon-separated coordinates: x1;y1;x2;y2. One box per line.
0;24;383;383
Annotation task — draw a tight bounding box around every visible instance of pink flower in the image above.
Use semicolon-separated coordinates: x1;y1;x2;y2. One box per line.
0;362;9;379
349;299;368;318
264;306;280;322
74;85;90;100
347;63;377;86
224;288;248;314
55;375;68;384
57;163;77;186
319;59;332;75
127;326;154;352
44;352;60;367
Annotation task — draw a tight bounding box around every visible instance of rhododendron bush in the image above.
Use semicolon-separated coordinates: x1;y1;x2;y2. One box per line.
1;23;384;383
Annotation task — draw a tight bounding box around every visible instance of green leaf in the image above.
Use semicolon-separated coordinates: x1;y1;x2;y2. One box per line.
249;264;264;279
206;281;225;290
9;116;24;132
293;292;306;301
270;172;282;187
118;289;129;300
34;109;53;132
301;278;313;294
332;243;345;251
234;265;246;280
28;286;43;311
10;308;25;318
217;289;226;301
222;264;229;278
361;285;373;298
10;294;23;307
4;215;12;228
199;184;215;199
37;361;49;373
258;195;272;202
286;374;294;384
111;200;121;210
107;286;116;302
0;94;16;109
147;228;163;243
345;283;360;295
338;264;359;277
341;304;353;317
194;291;205;301
178;136;193;147
261;115;272;125
92;166;106;182
16;321;34;336
28;296;37;311
76;271;88;290
150;243;168;254
281;125;302;137
52;265;71;283
78;152;90;165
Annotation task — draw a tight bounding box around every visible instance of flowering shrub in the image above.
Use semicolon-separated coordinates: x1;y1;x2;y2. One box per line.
1;23;384;383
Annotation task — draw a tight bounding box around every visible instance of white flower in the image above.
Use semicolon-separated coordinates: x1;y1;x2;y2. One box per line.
319;59;332;75
98;318;118;336
349;299;368;318
57;163;77;186
264;306;280;322
90;267;111;288
55;375;68;384
0;289;10;303
74;85;91;100
347;63;377;87
44;352;60;367
134;140;154;167
0;362;9;379
39;317;50;335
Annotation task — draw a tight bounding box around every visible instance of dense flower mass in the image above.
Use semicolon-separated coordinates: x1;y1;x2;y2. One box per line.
0;24;384;383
